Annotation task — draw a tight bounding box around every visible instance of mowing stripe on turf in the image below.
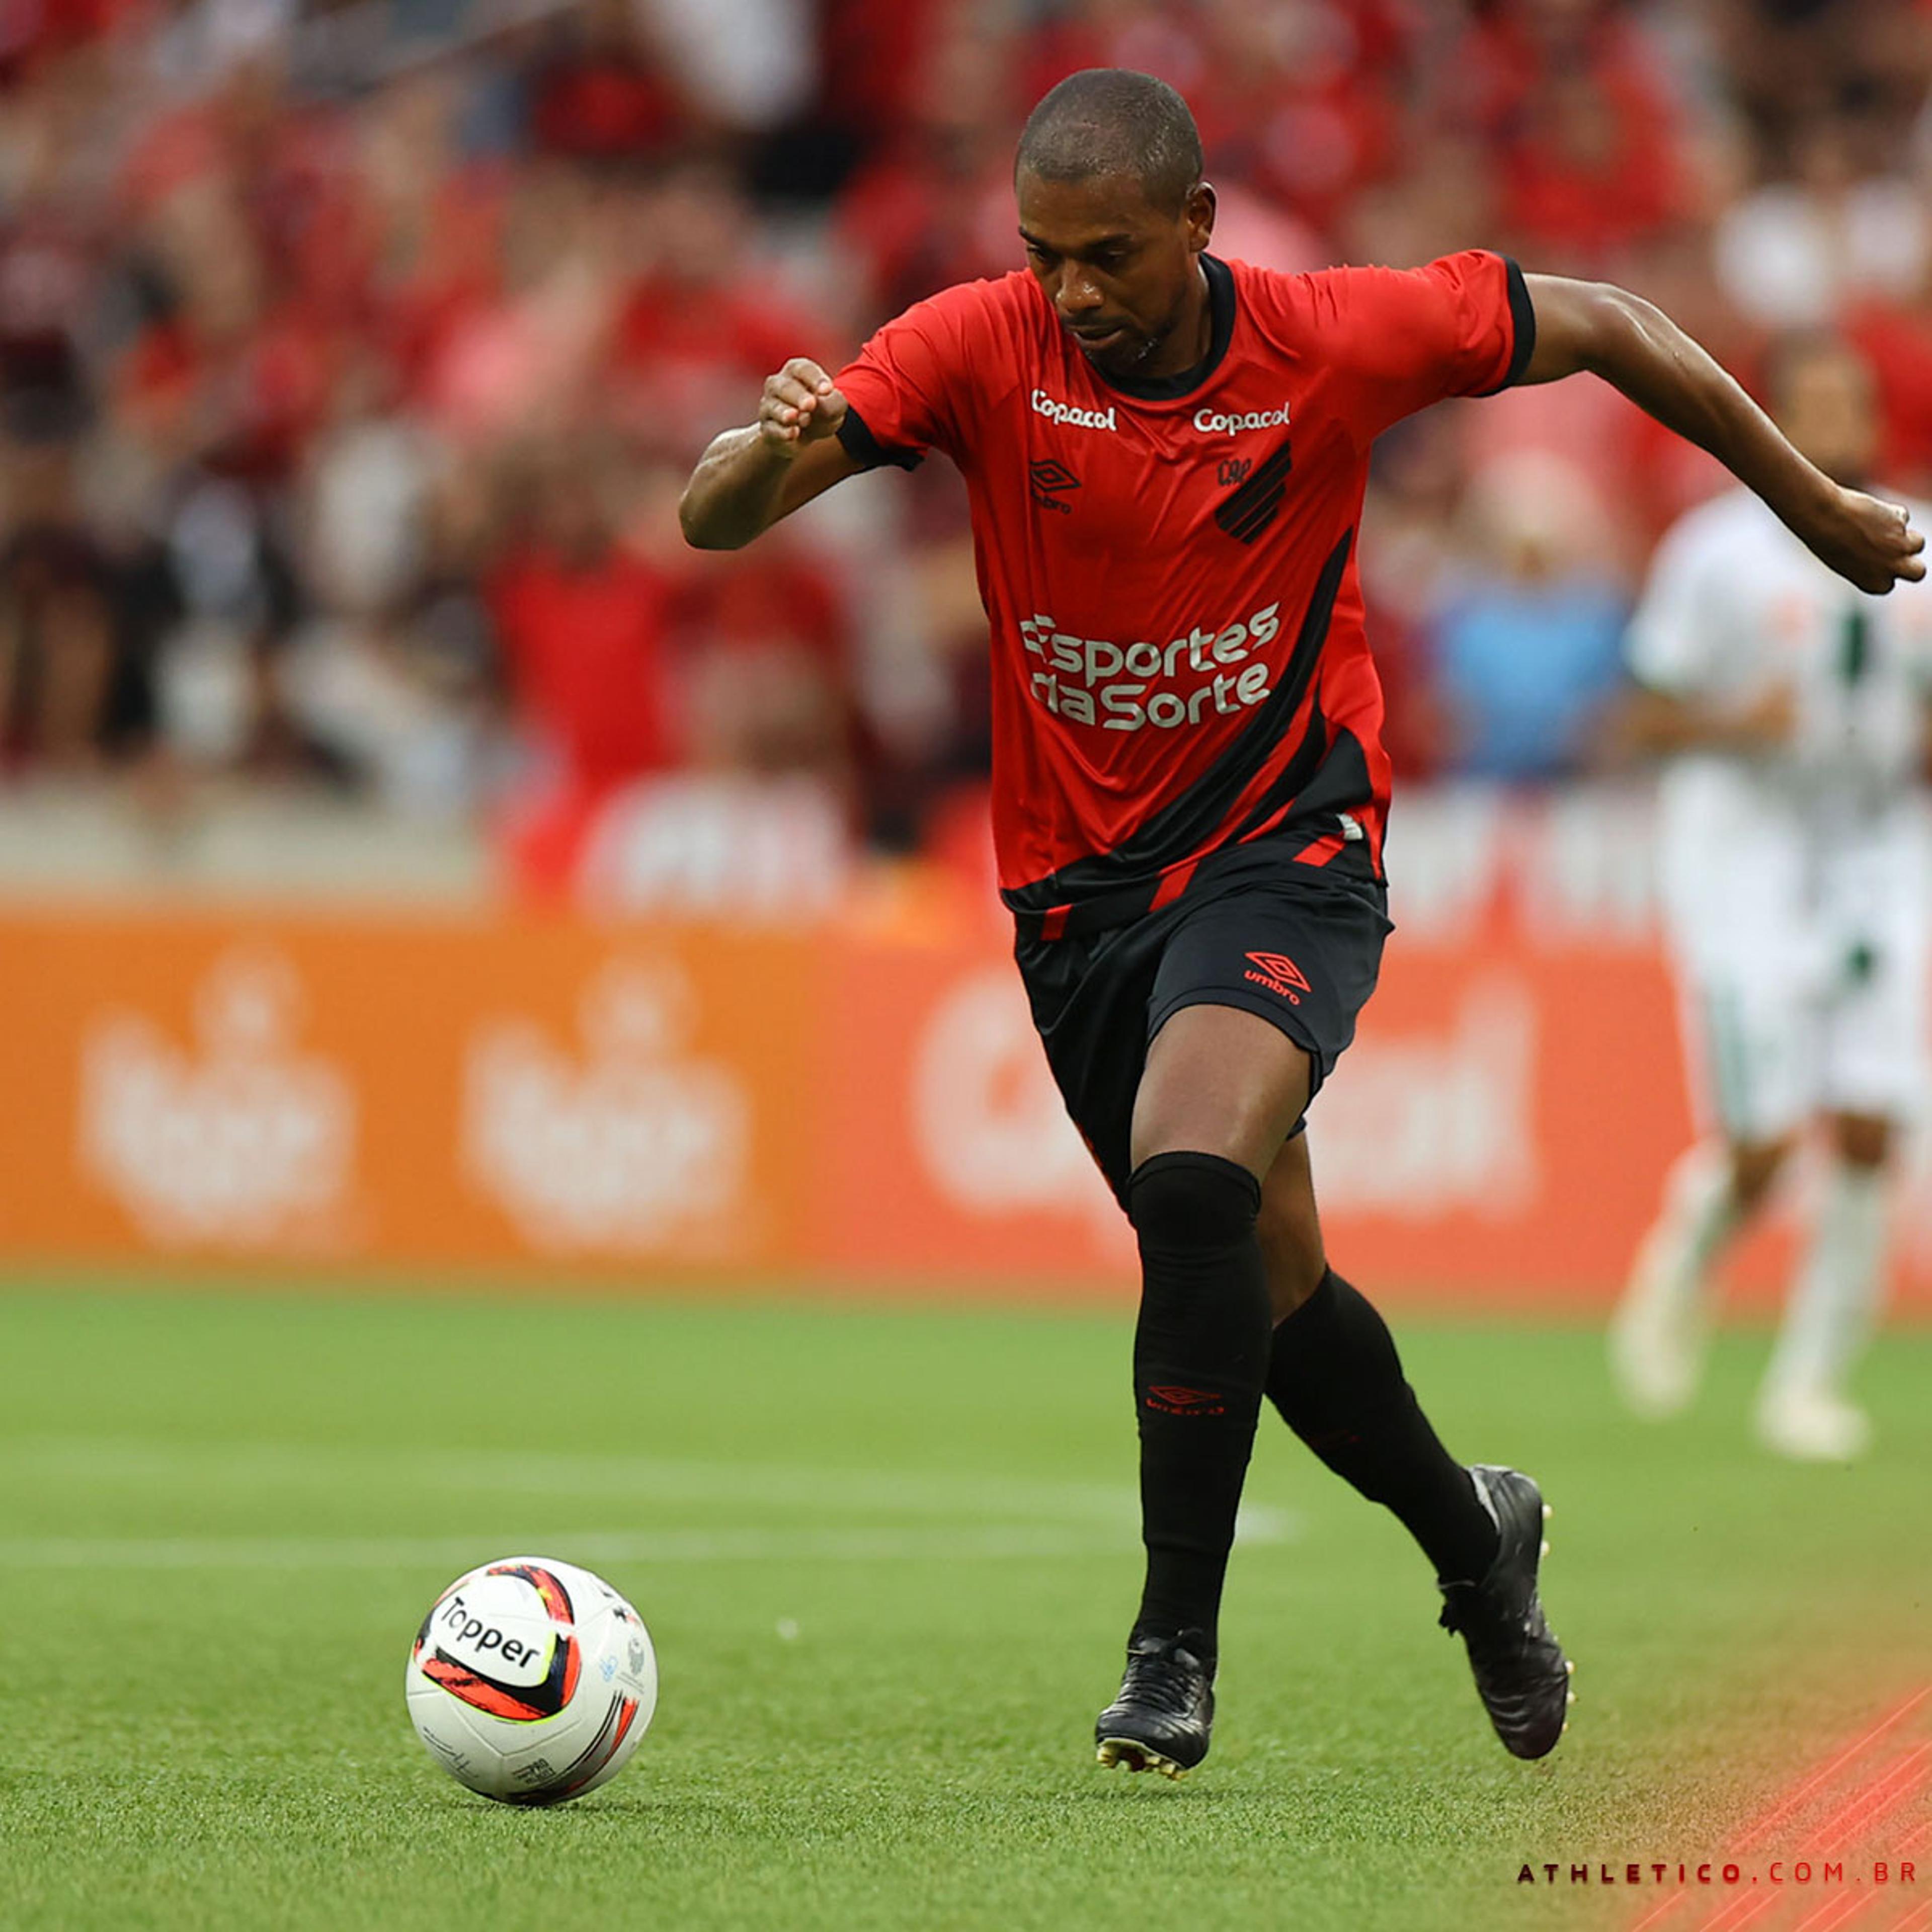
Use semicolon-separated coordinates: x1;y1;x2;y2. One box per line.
0;1511;1299;1570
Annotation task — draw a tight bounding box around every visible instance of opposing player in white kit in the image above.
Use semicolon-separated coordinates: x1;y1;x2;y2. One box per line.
1612;336;1932;1460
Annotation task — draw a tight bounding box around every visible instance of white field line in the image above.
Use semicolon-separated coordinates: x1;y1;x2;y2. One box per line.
0;1437;1300;1567
0;1516;1298;1571
0;1437;1147;1525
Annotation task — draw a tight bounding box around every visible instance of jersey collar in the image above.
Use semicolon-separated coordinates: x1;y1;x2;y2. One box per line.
1090;254;1236;403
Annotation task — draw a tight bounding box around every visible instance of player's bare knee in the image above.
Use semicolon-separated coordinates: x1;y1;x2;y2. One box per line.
1257;1193;1324;1319
1130;1005;1312;1176
1263;1252;1326;1322
1830;1112;1893;1169
1728;1137;1791;1212
1253;1130;1324;1317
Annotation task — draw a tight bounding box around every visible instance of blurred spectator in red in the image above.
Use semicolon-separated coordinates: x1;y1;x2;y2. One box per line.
530;0;685;165
1454;0;1690;269
412;159;619;448
1845;275;1932;494
1359;409;1471;782
679;548;856;781
612;161;831;448
488;434;676;894
0;437;128;770
0;0;1926;904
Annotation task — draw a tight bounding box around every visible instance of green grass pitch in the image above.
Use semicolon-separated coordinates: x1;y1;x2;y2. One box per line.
0;1285;1926;1932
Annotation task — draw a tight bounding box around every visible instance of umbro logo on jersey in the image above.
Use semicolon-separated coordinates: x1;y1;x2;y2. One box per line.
1030;388;1117;432
1243;950;1310;1004
1216;439;1294;544
1029;458;1080;514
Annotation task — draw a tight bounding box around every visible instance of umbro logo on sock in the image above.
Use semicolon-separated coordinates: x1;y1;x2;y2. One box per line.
1243;951;1310;1004
1146;1385;1228;1415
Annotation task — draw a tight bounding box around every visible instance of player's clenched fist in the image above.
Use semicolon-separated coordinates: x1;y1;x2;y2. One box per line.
1802;488;1928;595
758;358;848;457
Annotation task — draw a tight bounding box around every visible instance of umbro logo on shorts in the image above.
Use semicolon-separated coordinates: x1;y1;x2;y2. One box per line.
1244;950;1310;1004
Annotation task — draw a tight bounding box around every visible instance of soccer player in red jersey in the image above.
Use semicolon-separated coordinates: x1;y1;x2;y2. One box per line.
681;70;1924;1777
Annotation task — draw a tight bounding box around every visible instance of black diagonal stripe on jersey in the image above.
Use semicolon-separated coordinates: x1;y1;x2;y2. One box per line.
1230;696;1329;842
1278;726;1374;829
1226;716;1384;860
1215;440;1294;542
1236;439;1295;497
1002;527;1354;912
1221;484;1286;544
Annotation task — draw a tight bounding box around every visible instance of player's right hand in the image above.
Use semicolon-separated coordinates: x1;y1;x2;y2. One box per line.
757;358;848;460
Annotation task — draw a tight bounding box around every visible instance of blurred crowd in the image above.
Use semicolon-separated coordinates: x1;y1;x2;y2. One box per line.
4;0;1932;898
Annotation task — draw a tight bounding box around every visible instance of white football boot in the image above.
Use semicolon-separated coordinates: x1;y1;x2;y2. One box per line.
1754;1383;1872;1463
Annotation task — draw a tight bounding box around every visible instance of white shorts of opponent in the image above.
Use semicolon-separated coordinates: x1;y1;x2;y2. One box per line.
1657;772;1930;1143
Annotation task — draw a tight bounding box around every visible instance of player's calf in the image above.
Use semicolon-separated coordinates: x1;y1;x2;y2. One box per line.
1267;1268;1499;1583
1095;1150;1272;1775
1125;1151;1272;1653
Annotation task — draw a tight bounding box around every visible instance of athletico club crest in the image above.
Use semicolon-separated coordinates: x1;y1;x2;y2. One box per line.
1243;951;1310;1004
1215;438;1293;543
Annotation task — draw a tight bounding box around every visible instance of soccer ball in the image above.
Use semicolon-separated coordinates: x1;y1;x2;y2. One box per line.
405;1556;657;1805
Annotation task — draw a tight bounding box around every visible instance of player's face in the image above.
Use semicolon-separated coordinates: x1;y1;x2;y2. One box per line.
1015;171;1215;382
1774;347;1879;487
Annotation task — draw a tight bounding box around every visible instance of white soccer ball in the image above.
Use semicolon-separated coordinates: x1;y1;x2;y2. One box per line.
405;1556;657;1805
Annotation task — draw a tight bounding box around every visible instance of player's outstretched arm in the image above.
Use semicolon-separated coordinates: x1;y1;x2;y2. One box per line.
1518;276;1926;595
1611;683;1797;759
679;358;866;551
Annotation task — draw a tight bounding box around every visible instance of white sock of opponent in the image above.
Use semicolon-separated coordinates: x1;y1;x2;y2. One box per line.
1611;1141;1742;1416
1648;1140;1745;1294
1764;1158;1889;1404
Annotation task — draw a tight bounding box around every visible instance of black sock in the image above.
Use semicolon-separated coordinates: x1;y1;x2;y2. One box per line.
1125;1151;1273;1661
1266;1268;1498;1583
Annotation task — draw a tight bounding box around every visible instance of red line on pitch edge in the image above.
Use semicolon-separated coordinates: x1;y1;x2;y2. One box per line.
1683;1890;1754;1932
1629;1892;1692;1932
1735;1690;1932;1855
1790;1891;1878;1932
1692;1892;1780;1932
1633;1694;1930;1932
1803;1753;1931;1862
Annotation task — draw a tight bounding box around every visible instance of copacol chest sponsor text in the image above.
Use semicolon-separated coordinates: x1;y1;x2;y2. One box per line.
1031;388;1118;432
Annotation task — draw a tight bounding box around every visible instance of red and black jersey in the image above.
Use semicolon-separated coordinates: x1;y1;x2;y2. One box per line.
833;250;1534;926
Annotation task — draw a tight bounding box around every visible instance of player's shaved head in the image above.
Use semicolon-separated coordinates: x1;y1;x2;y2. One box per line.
1015;68;1204;215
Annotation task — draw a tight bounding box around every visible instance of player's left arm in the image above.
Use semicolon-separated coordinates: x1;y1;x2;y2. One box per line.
1518;275;1925;595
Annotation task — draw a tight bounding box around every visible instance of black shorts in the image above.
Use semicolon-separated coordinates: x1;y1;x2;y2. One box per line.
1013;856;1392;1204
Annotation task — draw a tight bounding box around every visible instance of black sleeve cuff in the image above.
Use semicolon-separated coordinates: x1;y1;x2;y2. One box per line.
837;404;923;472
1488;255;1537;392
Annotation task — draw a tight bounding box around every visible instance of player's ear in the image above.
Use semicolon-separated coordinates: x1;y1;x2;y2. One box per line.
1186;181;1216;255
